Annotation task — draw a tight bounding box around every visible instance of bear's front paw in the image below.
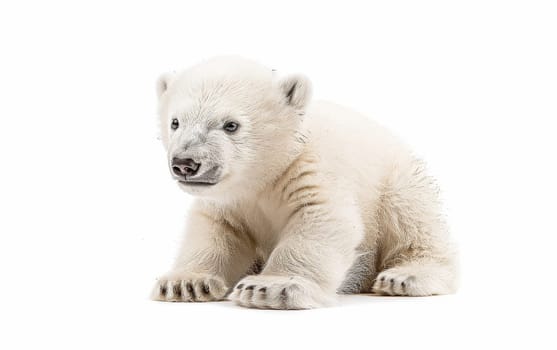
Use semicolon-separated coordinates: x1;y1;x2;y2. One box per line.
152;271;228;302
228;275;335;310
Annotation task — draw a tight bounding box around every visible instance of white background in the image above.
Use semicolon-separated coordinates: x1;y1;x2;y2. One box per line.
0;0;555;349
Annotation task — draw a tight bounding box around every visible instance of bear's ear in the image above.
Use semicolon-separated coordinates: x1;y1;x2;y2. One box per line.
279;74;312;109
156;72;176;99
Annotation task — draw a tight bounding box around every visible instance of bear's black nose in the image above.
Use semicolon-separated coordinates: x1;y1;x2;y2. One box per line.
172;157;201;178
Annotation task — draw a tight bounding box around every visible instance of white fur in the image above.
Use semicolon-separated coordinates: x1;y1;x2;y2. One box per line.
152;56;458;309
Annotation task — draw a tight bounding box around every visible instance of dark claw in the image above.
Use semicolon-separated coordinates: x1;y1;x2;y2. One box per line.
246;285;255;290
186;282;195;300
173;282;182;298
202;283;210;294
160;283;167;297
389;278;395;294
259;287;267;293
280;288;288;300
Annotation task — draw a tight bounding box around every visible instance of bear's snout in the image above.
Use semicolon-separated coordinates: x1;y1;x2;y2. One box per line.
171;157;201;178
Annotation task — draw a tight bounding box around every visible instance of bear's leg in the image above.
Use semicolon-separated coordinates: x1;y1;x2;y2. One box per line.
152;204;257;302
229;196;365;309
372;158;458;296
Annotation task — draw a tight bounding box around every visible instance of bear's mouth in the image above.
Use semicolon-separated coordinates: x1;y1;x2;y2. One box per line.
178;180;218;186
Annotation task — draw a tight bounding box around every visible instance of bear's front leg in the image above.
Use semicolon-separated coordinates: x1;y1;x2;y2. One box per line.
229;196;364;309
152;202;256;302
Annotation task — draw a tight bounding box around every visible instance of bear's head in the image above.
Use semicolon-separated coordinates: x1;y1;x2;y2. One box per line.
156;57;312;199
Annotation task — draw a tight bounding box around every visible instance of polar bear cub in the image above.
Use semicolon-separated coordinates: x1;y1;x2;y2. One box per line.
152;56;457;309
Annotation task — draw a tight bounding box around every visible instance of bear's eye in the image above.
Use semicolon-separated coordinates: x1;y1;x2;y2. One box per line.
171;118;179;130
223;121;239;133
